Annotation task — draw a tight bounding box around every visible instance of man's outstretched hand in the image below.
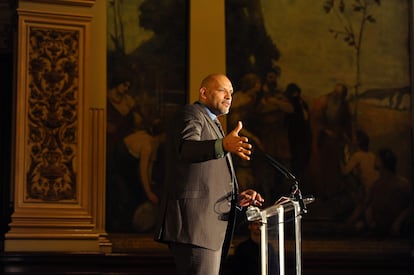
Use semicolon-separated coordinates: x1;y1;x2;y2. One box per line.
223;121;252;160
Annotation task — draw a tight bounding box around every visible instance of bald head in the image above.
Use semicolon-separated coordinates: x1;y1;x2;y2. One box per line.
198;74;233;116
199;74;225;89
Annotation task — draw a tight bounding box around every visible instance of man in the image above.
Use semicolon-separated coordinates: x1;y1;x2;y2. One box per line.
231;220;278;275
155;74;264;275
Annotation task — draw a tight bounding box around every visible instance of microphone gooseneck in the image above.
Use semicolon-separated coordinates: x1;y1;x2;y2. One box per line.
263;153;308;215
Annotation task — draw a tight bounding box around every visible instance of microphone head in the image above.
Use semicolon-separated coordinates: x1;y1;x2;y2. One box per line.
246;205;261;221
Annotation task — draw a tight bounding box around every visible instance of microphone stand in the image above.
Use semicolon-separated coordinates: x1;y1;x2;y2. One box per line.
261;153;312;275
264;154;308;214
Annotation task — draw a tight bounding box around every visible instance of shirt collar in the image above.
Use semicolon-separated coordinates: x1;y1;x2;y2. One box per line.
197;101;217;121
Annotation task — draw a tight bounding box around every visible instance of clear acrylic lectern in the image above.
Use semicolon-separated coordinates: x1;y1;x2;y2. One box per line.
246;196;314;275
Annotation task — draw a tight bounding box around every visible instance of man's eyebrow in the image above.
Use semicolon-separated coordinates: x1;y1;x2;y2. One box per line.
216;85;233;93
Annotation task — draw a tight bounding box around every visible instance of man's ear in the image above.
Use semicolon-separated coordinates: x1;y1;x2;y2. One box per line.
199;87;207;99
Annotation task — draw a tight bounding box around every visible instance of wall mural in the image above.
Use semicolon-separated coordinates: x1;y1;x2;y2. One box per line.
226;0;413;238
106;0;188;233
106;0;413;240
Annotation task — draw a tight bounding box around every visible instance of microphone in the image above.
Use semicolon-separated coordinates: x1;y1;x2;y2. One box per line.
265;154;296;181
264;153;308;214
246;205;261;221
290;182;307;214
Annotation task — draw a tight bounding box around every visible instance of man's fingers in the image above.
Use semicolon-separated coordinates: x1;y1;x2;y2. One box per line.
237;151;250;161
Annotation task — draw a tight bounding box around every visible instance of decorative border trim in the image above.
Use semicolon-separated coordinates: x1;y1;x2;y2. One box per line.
26;0;95;7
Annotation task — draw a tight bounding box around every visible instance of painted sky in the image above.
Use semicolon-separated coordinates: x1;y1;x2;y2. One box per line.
261;0;410;97
107;0;153;55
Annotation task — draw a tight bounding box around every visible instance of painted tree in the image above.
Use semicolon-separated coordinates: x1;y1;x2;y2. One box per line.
136;0;188;92
106;0;188;105
226;0;280;85
323;0;381;121
108;0;126;55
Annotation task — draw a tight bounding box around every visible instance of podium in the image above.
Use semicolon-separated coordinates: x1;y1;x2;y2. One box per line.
246;196;315;275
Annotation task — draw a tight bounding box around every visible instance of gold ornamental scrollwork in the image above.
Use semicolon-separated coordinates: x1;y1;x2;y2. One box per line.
26;27;79;201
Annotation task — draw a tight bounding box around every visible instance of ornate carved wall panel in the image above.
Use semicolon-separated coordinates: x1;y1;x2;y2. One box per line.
16;9;90;206
26;26;80;202
5;8;104;252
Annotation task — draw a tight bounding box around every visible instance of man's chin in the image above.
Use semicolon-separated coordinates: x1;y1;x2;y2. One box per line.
218;109;230;116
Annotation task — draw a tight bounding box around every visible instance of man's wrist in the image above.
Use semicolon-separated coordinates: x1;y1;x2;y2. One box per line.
215;139;226;158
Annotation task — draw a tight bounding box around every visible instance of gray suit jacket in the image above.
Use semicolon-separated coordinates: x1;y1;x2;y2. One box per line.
155;102;238;252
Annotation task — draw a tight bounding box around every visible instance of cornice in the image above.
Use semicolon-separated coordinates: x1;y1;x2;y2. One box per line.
22;0;95;7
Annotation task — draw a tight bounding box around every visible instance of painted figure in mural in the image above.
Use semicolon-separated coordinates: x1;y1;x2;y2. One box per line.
307;83;353;204
228;73;264;192
362;148;413;236
106;119;165;233
253;68;294;206
106;76;144;154
107;78;133;150
258;66;281;98
122;119;165;204
341;129;380;228
231;220;278;275
106;75;152;232
284;82;312;182
155;74;264;275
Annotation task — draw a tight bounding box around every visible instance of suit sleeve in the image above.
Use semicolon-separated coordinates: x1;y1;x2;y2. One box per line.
177;105;225;162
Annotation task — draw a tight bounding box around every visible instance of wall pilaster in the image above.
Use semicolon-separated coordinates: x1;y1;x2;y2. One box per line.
5;0;109;252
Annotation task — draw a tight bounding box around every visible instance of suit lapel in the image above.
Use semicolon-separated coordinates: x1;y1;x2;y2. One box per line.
195;101;224;138
195;102;238;191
